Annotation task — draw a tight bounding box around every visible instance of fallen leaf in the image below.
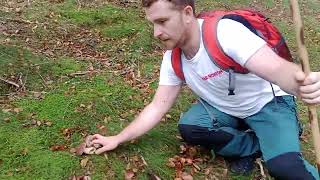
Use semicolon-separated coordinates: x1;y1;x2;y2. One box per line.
80;157;89;168
45;121;53;126
85;135;94;147
75;143;86;155
97;125;107;135
13;108;23;113
176;135;183;140
181;172;193;180
148;172;161;180
36;120;42;126
50;145;66;151
33;92;44;99
83;147;95;155
69;175;91;180
186;146;198;158
125;170;135;180
2;109;11;113
180;145;187;154
21;149;28;156
70;148;77;154
166;161;176;168
222;168;228;177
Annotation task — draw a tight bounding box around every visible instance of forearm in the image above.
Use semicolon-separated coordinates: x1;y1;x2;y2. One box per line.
271;61;301;96
114;85;181;144
245;45;302;96
115;102;166;144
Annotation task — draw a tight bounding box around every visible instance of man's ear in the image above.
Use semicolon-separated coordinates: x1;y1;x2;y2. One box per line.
183;5;194;23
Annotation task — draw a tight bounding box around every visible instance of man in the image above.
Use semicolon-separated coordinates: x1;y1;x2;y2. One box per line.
91;0;320;179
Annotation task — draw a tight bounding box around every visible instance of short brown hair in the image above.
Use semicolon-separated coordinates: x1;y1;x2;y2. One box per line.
142;0;195;14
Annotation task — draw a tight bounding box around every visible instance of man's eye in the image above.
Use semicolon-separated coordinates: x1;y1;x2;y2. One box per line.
159;19;167;24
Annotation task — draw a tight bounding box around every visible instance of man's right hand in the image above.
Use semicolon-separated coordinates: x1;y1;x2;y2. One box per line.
90;134;121;154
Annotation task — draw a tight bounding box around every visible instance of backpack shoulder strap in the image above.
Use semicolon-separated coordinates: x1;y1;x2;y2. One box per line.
202;13;249;74
170;10;250;81
171;48;185;81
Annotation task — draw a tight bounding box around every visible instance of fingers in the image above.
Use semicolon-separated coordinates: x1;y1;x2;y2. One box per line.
301;97;320;105
91;139;103;145
296;71;319;86
92;134;104;139
298;72;320;105
95;146;110;154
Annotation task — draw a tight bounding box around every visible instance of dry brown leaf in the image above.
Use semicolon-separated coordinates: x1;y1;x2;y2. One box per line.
83;147;95;154
85;135;94;147
2;109;11;113
13;108;23;113
80;157;89;168
45;121;53;126
69;175;91;180
75;143;86;155
70;148;77;154
181;172;193;180
180;145;187;153
97;125;107;136
33;92;43;99
50;145;66;151
148;173;161;180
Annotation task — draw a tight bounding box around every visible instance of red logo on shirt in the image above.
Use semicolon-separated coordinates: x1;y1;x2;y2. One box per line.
202;70;224;80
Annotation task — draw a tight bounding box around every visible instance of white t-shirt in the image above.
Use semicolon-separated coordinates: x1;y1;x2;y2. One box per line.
159;19;288;118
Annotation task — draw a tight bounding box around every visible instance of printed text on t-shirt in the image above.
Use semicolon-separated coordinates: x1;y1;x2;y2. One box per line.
201;70;224;80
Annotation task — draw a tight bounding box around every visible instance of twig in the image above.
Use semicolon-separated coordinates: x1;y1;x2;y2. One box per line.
0;17;32;24
37;73;48;88
256;158;266;179
0;77;20;88
18;73;26;92
68;70;100;77
68;71;89;77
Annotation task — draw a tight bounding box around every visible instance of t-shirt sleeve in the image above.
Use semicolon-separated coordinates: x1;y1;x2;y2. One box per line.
159;51;183;86
217;19;267;66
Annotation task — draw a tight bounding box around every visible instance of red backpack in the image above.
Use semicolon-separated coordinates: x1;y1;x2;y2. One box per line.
171;9;293;95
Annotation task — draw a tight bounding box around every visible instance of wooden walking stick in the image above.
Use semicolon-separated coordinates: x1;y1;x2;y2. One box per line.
289;0;320;172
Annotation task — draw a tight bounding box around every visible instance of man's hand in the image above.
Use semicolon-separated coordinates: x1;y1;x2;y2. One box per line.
90;134;121;154
295;71;320;105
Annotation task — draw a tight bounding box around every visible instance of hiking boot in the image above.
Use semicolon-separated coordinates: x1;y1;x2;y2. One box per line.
227;156;255;175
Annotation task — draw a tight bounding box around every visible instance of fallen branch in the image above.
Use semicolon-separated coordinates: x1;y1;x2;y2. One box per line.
0;77;20;88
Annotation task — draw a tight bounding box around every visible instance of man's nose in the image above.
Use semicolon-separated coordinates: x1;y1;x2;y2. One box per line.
153;26;162;38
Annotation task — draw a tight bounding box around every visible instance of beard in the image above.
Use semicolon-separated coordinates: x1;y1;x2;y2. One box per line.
161;39;179;50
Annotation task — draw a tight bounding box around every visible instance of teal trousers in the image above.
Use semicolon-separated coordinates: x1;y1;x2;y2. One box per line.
178;96;319;179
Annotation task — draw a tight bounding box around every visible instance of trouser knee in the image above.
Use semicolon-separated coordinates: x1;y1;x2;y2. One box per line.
266;152;315;180
178;124;233;151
